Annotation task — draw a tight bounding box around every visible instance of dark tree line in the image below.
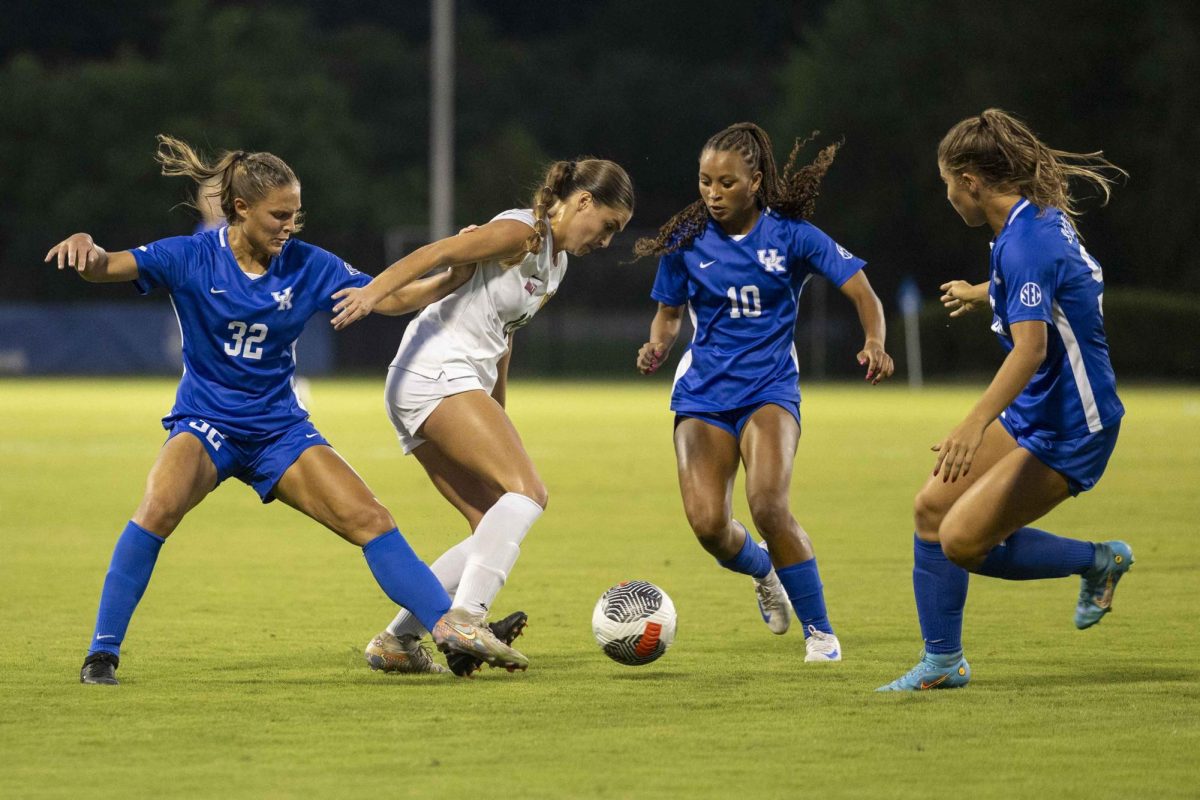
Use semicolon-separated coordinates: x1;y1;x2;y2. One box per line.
3;0;1197;311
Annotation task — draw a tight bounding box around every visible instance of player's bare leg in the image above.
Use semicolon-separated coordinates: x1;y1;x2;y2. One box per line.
82;433;219;685
275;445;527;674
673;418;741;559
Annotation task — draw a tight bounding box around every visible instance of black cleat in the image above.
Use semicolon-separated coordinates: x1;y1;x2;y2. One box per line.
80;652;120;685
445;611;528;677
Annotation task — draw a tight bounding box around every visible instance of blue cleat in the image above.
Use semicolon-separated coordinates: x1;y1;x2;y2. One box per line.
876;651;971;692
1075;540;1134;630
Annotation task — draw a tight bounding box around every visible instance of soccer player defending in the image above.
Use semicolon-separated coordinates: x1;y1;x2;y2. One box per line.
634;122;894;662
51;136;527;684
878;109;1132;691
330;159;635;676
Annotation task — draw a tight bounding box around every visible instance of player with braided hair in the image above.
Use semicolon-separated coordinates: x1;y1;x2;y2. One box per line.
634;122;893;663
878;109;1130;691
332;158;634;676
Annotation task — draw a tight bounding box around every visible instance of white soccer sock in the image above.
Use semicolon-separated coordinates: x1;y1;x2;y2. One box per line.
385;535;475;638
451;492;543;619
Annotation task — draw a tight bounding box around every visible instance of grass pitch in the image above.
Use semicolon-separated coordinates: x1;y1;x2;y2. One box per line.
1;378;1198;799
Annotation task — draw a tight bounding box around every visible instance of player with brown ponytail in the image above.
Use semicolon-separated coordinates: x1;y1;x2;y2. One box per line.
879;109;1130;692
334;157;634;676
635;122;893;664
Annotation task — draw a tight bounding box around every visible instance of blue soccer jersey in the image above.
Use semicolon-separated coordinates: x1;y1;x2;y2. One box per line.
132;226;371;438
989;199;1124;438
650;209;865;411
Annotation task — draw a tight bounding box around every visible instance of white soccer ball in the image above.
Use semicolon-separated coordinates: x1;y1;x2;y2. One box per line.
592;580;677;665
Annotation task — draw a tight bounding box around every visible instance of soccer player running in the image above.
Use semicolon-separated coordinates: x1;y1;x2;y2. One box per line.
330;158;634;676
50;136;527;685
634;122;893;662
878;109;1131;691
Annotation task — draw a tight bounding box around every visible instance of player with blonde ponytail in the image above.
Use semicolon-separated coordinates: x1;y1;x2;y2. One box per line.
53;136;528;685
879;109;1131;691
332;157;634;676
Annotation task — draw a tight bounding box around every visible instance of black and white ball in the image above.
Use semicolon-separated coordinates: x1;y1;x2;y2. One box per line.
592;581;677;665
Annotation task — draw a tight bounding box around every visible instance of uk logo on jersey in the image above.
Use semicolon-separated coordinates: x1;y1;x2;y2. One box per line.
1019;282;1042;307
342;261;361;276
757;249;785;273
272;286;294;311
836;244;854;260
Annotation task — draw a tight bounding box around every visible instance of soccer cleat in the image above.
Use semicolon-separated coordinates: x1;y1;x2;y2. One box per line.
1075;540;1134;630
445;611;528;678
80;652;120;685
431;608;529;676
753;543;791;635
803;625;842;662
364;631;450;674
876;651;971;691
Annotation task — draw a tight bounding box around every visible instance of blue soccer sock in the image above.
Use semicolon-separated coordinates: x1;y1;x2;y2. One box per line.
88;521;166;657
975;527;1096;580
913;535;968;656
776;558;834;636
716;522;772;579
363;529;452;632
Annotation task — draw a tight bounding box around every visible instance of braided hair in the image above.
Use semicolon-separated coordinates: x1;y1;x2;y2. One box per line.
634;122;839;258
505;157;634;266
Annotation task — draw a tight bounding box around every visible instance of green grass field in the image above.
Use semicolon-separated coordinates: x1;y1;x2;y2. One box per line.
1;379;1198;798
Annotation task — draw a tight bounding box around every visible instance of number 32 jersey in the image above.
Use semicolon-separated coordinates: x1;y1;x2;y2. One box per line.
132;226;370;438
651;209;864;412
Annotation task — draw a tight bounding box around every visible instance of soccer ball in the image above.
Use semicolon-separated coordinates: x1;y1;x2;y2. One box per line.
592;581;677;665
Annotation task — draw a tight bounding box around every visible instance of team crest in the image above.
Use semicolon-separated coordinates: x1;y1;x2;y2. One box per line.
272;286;294;311
757;248;785;273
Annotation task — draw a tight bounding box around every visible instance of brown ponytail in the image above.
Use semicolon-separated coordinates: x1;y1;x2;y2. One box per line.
938;108;1126;224
504;157;634;266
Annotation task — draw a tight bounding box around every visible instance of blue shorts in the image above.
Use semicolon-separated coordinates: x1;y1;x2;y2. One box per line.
999;414;1120;496
166;417;330;503
674;400;801;440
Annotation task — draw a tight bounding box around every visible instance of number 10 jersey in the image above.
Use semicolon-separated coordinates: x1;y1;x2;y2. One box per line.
650;209;864;412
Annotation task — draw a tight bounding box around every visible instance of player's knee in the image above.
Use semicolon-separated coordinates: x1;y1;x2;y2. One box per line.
912;490;946;540
337;501;396;545
132;495;186;537
685;505;729;548
748;499;791;539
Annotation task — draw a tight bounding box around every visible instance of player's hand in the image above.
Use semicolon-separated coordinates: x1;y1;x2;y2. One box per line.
931;416;986;483
940;280;987;318
637;342;669;375
856;341;894;384
330;285;380;330
45;232;104;273
457;224;480;235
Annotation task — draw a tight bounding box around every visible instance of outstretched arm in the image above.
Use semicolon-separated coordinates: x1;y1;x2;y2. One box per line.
637;303;684;375
837;270;894;384
44;233;139;283
932;320;1047;482
331;219;530;329
373;263;478;316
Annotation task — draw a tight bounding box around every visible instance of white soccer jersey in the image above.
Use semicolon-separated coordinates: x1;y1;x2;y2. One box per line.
390;208;567;391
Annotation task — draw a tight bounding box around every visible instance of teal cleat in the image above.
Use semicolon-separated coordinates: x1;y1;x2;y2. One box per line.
1075;540;1134;630
876;651;971;692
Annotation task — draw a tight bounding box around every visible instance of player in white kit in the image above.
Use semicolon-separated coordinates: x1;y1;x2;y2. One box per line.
331;158;635;675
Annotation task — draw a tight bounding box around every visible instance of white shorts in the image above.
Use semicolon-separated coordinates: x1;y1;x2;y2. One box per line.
384;366;486;454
